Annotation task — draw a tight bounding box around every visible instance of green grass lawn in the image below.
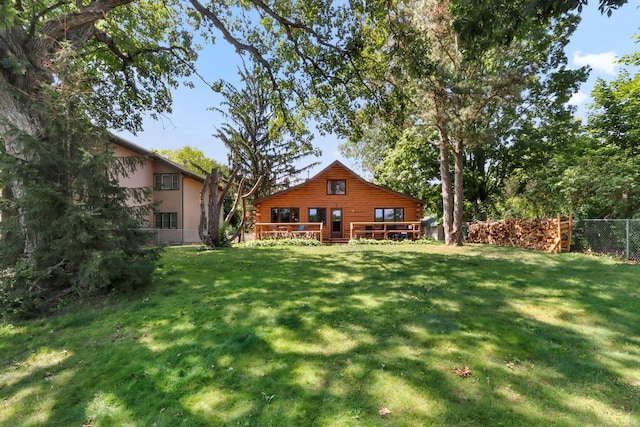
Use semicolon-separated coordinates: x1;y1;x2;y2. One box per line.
1;243;639;426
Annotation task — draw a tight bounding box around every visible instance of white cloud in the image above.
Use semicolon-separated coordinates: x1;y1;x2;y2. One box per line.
567;91;590;107
572;50;618;75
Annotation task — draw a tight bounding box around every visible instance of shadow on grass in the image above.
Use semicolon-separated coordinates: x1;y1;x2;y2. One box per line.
1;245;639;426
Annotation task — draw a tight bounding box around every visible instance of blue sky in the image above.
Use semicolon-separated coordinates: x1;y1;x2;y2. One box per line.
115;3;640;176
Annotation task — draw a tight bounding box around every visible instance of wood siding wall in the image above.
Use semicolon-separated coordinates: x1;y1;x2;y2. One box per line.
254;163;423;241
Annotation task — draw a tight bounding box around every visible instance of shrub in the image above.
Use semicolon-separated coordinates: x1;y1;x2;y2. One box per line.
243;237;322;247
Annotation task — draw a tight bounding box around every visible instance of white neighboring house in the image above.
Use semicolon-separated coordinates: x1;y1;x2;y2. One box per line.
111;135;212;245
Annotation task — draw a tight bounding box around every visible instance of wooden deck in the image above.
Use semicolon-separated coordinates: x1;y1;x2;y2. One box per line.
255;222;324;243
350;221;421;240
254;221;422;244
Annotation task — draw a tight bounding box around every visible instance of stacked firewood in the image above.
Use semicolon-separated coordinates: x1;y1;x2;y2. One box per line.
467;215;572;253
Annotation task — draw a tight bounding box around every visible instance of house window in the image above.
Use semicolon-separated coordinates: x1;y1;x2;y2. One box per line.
374;208;404;222
327;179;346;195
271;207;300;223
308;208;327;225
154;212;178;229
154;173;179;190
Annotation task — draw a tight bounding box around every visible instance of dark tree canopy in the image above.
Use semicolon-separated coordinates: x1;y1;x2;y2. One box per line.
451;0;627;54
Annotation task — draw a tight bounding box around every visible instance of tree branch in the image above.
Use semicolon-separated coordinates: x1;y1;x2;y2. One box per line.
188;0;278;90
29;1;72;39
187;0;304;128
42;0;133;42
247;0;347;54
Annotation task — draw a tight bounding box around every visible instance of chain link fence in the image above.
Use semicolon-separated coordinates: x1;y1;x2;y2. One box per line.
573;219;640;260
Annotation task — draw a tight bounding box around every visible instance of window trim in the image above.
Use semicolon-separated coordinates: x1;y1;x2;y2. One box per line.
154;173;180;190
271;207;300;223
308;207;327;226
374;208;404;222
327;179;346;195
154;212;178;229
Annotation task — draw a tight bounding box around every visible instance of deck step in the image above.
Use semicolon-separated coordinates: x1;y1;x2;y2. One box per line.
326;238;350;245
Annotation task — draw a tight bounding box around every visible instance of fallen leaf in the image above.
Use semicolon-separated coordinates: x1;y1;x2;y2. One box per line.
378;407;391;417
453;366;472;378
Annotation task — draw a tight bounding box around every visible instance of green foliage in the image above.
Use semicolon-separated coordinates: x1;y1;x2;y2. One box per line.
243;237;322;247
218;224;233;248
213;63;320;199
0;0;18;29
82;1;196;132
2;1;196;134
156;146;225;176
501;57;640;219
0;262;47;319
589;68;640;155
341;1;585;230
0;47;160;318
450;0;628;55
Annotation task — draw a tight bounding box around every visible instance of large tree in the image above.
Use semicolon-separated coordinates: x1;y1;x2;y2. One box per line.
195;63;320;248
0;0;359;311
213;64;320;200
0;46;160;316
341;0;584;245
511;55;640;219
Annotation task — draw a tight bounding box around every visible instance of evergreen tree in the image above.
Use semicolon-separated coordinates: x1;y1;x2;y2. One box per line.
213;63;320;200
0;46;159;318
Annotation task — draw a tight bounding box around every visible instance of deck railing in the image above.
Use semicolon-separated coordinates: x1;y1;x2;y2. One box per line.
255;222;324;243
350;221;421;240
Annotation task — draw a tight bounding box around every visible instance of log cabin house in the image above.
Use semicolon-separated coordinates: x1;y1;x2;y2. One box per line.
253;161;424;243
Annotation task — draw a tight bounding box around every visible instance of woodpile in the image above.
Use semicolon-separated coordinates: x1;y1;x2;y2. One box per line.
467;214;573;253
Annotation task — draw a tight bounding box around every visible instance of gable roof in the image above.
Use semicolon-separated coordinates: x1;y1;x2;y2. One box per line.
253;160;424;204
109;133;205;182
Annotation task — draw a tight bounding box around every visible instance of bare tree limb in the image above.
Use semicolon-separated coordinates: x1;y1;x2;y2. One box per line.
229;175;263;242
225;176;245;225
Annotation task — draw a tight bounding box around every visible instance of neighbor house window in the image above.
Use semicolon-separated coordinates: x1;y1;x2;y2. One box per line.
308;208;327;225
374;208;404;222
154;212;178;229
271;207;300;223
154;173;179;190
327;179;346;195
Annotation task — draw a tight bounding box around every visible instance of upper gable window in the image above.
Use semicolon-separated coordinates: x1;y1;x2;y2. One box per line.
327;179;346;195
154;173;179;190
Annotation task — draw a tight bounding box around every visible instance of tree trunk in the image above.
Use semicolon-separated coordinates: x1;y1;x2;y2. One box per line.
228;175;263;242
1;1;134;258
436;131;465;246
451;141;465;246
199;168;224;247
438;140;456;245
0;78;43;258
208;168;224;247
